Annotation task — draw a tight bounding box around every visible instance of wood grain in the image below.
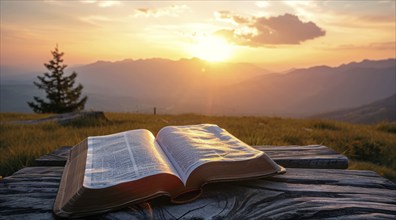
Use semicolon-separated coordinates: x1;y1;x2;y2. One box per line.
1;167;394;219
35;145;349;169
256;145;348;169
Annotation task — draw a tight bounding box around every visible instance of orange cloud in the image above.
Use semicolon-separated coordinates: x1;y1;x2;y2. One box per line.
320;41;396;51
80;0;121;8
134;5;189;18
215;13;325;46
214;11;250;25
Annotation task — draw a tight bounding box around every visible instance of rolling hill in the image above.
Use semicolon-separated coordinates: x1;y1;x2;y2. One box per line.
210;59;395;116
1;58;395;120
75;58;268;110
312;94;396;124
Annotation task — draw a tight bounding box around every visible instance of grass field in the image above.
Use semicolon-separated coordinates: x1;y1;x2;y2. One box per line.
1;112;395;181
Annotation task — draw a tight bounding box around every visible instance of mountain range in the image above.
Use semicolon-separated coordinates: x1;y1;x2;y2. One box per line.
312;94;395;124
215;59;395;116
1;58;395;122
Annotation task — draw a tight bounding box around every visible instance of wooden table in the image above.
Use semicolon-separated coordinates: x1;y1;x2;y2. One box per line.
1;145;395;219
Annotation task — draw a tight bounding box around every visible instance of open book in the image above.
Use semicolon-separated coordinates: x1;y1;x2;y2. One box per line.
53;124;285;218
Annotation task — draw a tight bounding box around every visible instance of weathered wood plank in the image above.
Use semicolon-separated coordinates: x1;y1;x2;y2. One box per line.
256;145;348;169
1;167;394;219
34;146;71;166
35;145;349;169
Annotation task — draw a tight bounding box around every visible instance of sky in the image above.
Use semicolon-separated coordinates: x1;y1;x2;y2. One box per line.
1;0;395;72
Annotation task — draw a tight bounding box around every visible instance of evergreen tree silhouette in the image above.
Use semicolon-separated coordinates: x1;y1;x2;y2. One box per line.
28;45;87;113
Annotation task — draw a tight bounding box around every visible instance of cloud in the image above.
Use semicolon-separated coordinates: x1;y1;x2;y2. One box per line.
214;13;326;46
79;15;110;26
80;0;121;8
43;0;68;6
256;1;270;8
322;41;396;51
214;11;250;25
134;5;189;18
368;41;396;50
359;15;396;23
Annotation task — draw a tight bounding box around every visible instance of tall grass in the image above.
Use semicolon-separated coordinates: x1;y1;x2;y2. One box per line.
1;113;395;181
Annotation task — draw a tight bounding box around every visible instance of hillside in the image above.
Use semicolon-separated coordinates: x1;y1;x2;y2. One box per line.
313;94;396;124
1;58;268;113
0;84;43;112
1;58;395;118
212;59;395;116
74;58;269;113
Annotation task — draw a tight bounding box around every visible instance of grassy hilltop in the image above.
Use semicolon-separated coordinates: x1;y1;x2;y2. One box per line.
0;112;395;181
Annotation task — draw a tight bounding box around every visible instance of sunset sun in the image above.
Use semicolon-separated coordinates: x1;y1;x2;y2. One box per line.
189;35;234;62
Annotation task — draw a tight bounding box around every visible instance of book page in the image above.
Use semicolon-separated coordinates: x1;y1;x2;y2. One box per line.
83;129;178;189
156;124;264;184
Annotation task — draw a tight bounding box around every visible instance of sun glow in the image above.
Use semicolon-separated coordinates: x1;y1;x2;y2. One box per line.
189;35;234;62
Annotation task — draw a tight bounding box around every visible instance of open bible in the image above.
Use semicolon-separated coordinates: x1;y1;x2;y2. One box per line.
53;124;285;218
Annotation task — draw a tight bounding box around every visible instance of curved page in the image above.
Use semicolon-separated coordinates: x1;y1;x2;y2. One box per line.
84;129;178;189
156;124;264;185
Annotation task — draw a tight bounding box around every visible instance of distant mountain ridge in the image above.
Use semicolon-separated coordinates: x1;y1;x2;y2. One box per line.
312;94;396;124
1;58;395;121
73;58;269;113
209;58;395;116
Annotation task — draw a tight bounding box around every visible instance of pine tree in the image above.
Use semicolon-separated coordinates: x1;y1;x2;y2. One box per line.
28;45;87;113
